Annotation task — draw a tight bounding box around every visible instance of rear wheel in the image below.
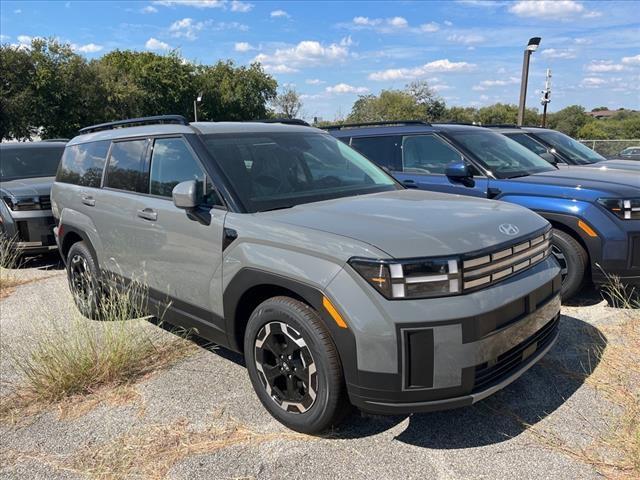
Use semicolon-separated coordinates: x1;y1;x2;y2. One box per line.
66;241;102;319
244;296;348;434
550;229;588;300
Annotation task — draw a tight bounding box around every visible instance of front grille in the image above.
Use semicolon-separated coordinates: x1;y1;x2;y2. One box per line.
462;230;552;291
39;195;51;210
631;236;640;269
472;315;559;393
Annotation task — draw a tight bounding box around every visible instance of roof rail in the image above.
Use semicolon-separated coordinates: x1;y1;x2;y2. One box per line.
42;138;70;143
323;120;431;130
259;118;311;127
483;124;521;128
78;115;189;134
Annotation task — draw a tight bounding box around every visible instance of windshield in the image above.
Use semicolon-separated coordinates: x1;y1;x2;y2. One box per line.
448;130;556;179
0;145;64;182
506;133;549;156
202;132;399;212
535;130;605;165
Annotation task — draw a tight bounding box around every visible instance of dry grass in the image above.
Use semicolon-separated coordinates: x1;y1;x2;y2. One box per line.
0;279;196;423
524;279;640;479
0;233;23;298
2;416;311;479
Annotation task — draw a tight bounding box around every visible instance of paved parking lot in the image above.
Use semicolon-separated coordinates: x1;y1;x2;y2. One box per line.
0;264;635;479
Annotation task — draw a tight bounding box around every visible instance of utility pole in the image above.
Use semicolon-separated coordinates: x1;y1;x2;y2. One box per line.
540;68;552;127
517;37;541;126
194;92;203;122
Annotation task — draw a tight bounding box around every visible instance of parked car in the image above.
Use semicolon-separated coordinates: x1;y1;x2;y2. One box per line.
327;121;640;299
488;125;640;172
617;146;640;161
52;115;561;433
0;141;66;254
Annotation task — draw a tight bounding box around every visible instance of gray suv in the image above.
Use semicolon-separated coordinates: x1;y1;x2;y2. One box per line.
51;115;561;433
1;141;66;254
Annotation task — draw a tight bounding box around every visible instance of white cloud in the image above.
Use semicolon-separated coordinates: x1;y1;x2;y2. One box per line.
169;17;209;40
17;35;32;44
444;20;453;26
0;34;9;42
234;41;254;52
574;37;591;45
270;9;290;18
306;78;325;85
325;83;369;94
540;48;576;59
420;22;439;32
387;16;408;28
580;77;607;87
479;94;490;101
72;43;104;53
230;0;253;12
353;16;382;26
145;37;171;50
339;35;354;47
254;40;349;70
153;0;225;8
508;1;598;20
263;64;298;74
622;54;640;66
447;33;485;44
369;59;476;81
586;60;626;72
472;76;519;91
14;9;22;14
142;5;158;13
431;84;453;91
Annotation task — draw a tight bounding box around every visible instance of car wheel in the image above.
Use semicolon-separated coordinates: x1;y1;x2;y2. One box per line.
550;229;588;300
66;241;102;319
244;296;349;434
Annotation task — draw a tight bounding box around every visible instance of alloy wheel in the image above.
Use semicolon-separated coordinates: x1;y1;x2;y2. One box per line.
254;321;318;414
69;253;95;310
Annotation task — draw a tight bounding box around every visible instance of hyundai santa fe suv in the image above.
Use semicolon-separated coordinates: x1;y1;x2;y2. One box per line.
52;115;561;433
1;141;66;254
328;121;640;300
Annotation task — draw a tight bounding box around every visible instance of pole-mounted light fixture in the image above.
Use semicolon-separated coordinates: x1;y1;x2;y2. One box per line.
517;37;541;126
194;92;203;122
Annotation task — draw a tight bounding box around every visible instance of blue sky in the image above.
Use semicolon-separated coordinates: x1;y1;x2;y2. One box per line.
1;0;639;120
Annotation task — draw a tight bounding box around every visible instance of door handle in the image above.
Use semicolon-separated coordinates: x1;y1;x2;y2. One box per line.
402;179;418;189
81;194;95;206
137;208;158;221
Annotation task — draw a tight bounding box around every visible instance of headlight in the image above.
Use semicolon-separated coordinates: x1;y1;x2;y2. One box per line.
349;257;461;299
3;196;39;211
597;198;640;220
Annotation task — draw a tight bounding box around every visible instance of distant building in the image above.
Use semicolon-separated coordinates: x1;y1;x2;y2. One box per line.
587;108;638;119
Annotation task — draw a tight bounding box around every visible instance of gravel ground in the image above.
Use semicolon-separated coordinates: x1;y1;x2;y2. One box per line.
0;264;635;479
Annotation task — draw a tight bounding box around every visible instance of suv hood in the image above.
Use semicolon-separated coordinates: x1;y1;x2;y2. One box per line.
262;190;548;258
0;176;55;197
515;167;639;197
589;159;640;172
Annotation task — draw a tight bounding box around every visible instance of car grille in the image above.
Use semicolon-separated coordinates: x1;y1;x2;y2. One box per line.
39;195;51;210
472;314;559;393
462;230;552;291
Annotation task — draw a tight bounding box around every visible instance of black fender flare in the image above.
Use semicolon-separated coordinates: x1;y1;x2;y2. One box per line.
59;224;100;269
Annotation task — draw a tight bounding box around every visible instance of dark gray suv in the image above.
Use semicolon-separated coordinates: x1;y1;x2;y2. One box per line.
1;141;65;254
51;116;561;433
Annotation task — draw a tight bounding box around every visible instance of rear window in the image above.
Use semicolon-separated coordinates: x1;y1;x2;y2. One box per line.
104;140;149;193
57;141;110;188
1;145;64;182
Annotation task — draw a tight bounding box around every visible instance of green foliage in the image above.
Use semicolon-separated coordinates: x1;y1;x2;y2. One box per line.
272;86;302;119
0;39;277;140
545;105;590;138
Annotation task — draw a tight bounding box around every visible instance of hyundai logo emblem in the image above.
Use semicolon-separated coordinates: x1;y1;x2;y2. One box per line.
498;224;520;236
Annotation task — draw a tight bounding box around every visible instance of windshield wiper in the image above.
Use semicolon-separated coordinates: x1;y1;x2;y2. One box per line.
259;205;295;212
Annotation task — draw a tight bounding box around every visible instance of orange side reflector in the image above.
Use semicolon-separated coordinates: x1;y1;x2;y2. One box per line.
323;296;348;329
578;220;598;238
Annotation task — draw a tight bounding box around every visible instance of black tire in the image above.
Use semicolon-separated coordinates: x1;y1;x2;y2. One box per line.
551;229;588;300
66;241;102;319
244;296;349;434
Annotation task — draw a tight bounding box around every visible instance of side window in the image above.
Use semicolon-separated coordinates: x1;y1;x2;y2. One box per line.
350;136;402;170
56;141;110;187
402;135;462;174
149;137;221;206
105;140;148;193
508;133;548;156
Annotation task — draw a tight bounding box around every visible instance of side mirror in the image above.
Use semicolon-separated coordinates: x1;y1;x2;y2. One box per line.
172;180;199;209
445;162;473;185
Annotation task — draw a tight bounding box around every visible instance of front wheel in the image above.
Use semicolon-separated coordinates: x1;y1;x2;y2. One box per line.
550;229;588;300
244;296;349;434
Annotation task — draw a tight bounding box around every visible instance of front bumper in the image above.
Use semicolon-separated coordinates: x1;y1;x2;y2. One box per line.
0;209;57;253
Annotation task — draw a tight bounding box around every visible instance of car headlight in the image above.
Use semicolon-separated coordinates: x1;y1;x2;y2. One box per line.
597;198;640;220
3;196;39;211
349;257;461;299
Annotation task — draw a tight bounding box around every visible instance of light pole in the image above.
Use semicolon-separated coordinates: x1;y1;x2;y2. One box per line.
193;92;203;122
517;37;541;126
540;68;552;127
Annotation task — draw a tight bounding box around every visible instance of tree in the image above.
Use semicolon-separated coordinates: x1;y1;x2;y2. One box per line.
475;103;539;126
347;90;425;122
441;106;477;124
0;43;36;140
273;87;303;119
406;81;446;121
546;105;589;138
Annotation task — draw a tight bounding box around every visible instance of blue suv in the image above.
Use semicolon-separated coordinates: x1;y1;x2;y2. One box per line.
327;121;640;299
488;125;640;172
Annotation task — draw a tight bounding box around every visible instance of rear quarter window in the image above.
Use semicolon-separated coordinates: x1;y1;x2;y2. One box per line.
56;140;110;188
104;140;149;193
349;136;402;170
